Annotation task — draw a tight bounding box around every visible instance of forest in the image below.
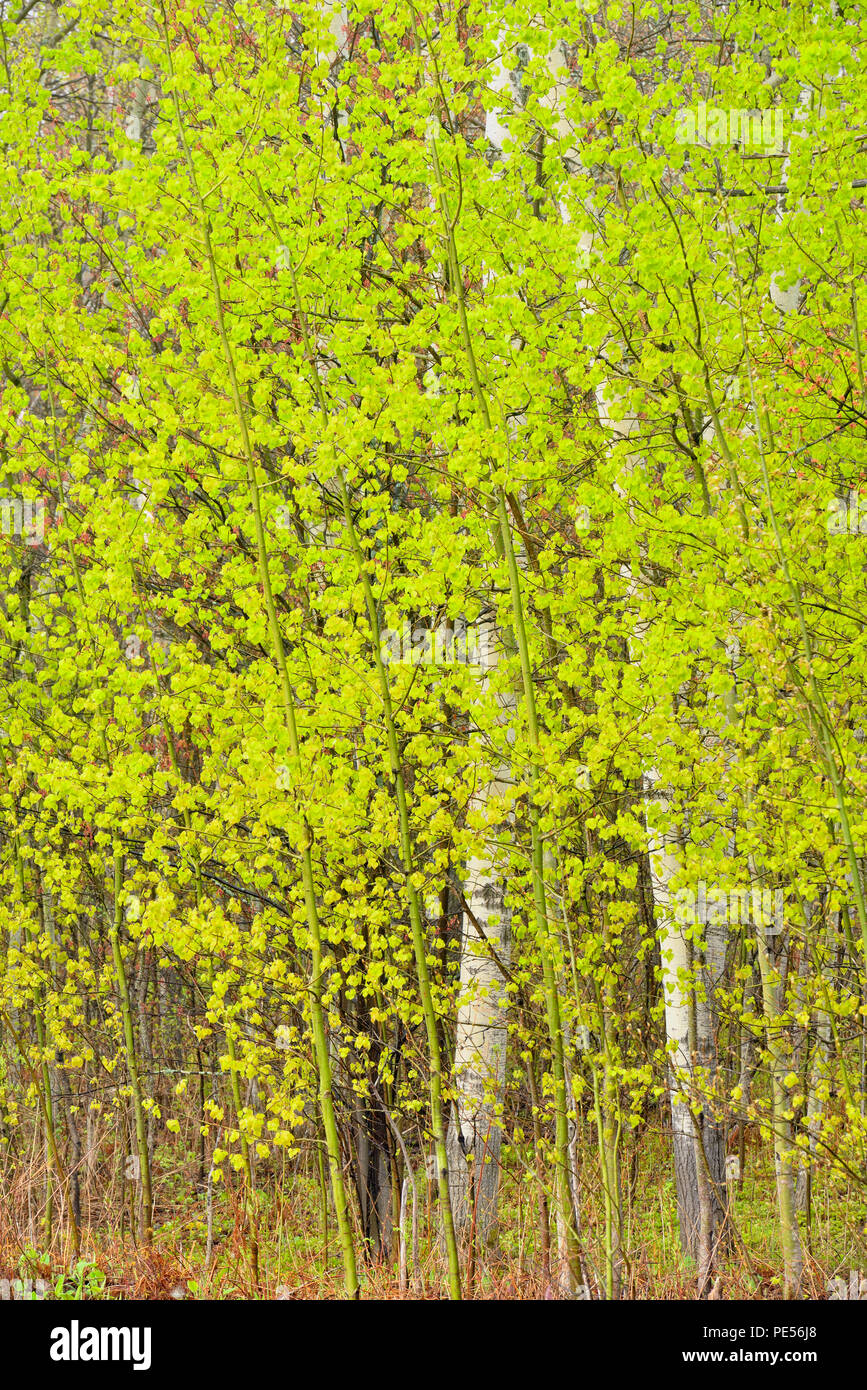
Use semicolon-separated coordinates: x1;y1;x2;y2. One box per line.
0;0;866;1311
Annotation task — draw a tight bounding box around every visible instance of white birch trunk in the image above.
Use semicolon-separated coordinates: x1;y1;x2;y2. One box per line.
447;615;512;1247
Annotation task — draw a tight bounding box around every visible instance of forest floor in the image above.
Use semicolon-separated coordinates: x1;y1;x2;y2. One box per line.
2;1127;865;1299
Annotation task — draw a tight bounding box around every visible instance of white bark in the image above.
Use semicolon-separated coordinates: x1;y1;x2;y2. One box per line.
447;615;512;1246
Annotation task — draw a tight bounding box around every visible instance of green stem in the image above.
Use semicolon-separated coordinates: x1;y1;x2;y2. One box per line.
162;19;358;1295
110;855;153;1244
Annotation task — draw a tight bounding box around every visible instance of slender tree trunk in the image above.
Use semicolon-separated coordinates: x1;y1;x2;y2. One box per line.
110;856;153;1246
447;615;511;1252
750;857;803;1298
